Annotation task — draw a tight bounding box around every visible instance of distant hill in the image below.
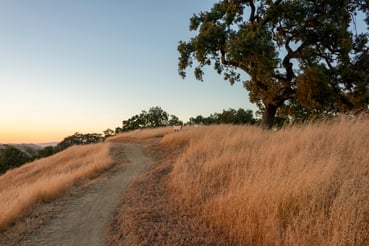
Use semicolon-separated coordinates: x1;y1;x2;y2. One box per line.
0;144;44;157
35;142;59;148
0;142;60;175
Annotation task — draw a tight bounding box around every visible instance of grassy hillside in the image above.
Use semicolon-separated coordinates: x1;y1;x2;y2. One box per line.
0;144;43;157
158;116;369;245
0;143;113;229
107;126;175;142
3;116;368;244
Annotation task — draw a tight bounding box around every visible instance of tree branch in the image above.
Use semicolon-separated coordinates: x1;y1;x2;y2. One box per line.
248;0;256;23
276;87;294;106
220;48;249;72
260;0;283;26
272;0;283;6
220;48;270;91
282;40;295;81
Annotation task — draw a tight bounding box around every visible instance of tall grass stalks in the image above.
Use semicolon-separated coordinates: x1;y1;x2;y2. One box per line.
107;127;175;142
163;116;369;245
0;143;113;229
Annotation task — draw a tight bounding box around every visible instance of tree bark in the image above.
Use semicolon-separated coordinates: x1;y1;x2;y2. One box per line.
260;104;278;129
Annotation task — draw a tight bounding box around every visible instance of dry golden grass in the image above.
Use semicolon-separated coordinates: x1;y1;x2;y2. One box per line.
107;140;231;245
0;143;113;229
163;116;369;245
107;127;177;142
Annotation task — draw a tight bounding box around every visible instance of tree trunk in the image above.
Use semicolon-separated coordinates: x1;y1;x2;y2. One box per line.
260;104;277;129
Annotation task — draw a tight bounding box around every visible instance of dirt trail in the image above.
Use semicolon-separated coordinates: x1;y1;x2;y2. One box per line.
16;143;153;246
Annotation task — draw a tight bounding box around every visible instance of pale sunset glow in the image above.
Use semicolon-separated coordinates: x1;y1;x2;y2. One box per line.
0;1;256;144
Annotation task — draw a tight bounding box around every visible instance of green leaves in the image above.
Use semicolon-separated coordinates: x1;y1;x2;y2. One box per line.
189;108;257;125
122;107;181;131
56;133;103;150
178;0;369;127
296;65;334;109
0;146;31;174
177;41;194;79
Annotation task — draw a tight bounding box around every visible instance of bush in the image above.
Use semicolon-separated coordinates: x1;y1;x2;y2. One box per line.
0;146;31;174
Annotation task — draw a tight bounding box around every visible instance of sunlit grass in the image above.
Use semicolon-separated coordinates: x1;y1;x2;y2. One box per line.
163;115;369;245
0;143;113;229
106;126;181;142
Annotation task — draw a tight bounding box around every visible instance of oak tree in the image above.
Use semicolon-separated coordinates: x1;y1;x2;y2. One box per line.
122;107;177;131
178;0;369;128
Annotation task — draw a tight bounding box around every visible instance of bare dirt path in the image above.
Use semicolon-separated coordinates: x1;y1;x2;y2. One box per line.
13;143;153;246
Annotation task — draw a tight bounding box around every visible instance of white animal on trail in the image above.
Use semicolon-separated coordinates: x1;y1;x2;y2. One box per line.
173;125;182;131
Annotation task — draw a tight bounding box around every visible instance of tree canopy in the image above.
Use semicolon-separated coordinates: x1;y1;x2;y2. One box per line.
56;132;103;151
0;145;31;174
189;108;257;125
122;106;183;131
178;0;369;128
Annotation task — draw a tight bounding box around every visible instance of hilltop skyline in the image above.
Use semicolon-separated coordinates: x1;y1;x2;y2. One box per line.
0;1;256;143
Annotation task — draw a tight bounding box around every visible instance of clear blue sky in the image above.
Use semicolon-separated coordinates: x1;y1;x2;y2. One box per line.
0;0;256;143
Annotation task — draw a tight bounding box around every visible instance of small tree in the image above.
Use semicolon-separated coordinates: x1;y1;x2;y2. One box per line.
189;114;217;125
217;109;237;124
234;108;257;125
168;115;183;126
115;127;123;134
56;132;103;151
103;128;115;139
0;145;30;174
189;108;256;125
37;146;56;158
146;106;169;128
122;107;181;131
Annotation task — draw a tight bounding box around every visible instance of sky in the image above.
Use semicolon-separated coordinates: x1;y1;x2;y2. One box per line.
0;0;257;143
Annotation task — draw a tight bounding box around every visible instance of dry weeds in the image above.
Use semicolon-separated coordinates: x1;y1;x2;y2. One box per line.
107;127;178;143
108;142;231;245
162;116;369;245
0;143;113;229
5;117;367;245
